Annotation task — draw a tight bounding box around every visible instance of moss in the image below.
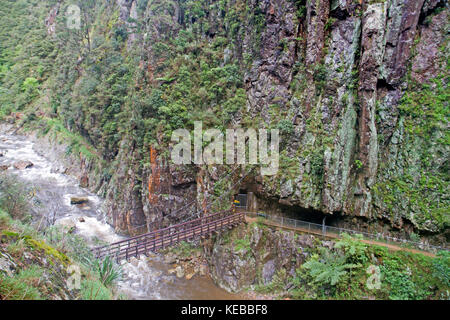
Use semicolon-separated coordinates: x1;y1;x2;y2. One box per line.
373;75;449;232
25;238;70;266
2;230;20;239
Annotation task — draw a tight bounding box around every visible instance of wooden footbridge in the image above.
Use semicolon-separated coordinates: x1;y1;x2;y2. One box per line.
92;211;245;262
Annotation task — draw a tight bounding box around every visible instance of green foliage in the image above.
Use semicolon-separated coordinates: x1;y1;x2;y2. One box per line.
80;278;113;300
45;225;94;263
379;256;427;300
432;251;450;288
302;248;358;287
0;265;44;300
277;119;295;149
234;235;251;252
0;173;34;221
165;240;200;258
374;75;449;231
334;233;369;264
84;256;122;287
399;77;449;139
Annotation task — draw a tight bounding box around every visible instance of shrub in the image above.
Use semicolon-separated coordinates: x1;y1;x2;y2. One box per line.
84;255;122;287
0;173;34;221
432;251;450;288
302;248;358;287
334;233;369;264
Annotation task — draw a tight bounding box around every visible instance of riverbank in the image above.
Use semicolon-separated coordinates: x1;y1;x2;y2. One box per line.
0;207;122;300
0;125;247;300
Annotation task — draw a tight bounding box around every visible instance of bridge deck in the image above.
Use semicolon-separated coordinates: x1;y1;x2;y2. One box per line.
92;211;245;262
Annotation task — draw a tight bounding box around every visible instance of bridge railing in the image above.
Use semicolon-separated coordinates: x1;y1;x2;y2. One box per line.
245;212;449;254
92;210;231;257
93;211;245;261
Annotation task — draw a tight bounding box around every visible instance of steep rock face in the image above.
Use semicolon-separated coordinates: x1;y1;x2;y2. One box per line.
141;147;198;230
102;137;147;235
99;0;448;237
206;223;314;292
230;0;448;237
21;0;447;238
354;2;386;218
372;5;449;234
411;7;448;84
244;0;297;122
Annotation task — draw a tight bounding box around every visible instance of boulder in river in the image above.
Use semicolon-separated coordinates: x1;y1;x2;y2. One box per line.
70;197;89;205
0;165;9;171
13;160;34;170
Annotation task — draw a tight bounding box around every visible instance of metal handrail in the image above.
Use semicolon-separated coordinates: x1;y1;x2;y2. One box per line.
93;210;230;252
93;212;245;261
245;212;449;253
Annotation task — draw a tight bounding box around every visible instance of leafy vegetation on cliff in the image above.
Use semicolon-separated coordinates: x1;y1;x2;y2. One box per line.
292;234;449;300
0;0;448;239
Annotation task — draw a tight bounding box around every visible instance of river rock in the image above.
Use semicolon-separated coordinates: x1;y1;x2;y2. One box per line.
13;160;34;170
78;217;85;223
185;272;196;280
168;268;176;275
0;165;9;171
175;265;184;278
70;197;89;204
208;224;313;292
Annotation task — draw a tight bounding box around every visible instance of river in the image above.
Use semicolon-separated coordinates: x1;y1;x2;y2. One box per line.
0;128;241;300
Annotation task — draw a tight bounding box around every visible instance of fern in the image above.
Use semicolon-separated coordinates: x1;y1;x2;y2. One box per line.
303;250;358;286
334;233;369;264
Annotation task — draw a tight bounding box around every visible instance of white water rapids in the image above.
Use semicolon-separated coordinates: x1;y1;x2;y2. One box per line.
0;129;240;300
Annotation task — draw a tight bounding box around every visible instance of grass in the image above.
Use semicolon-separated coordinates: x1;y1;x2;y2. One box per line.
0;202;118;300
0;265;44;300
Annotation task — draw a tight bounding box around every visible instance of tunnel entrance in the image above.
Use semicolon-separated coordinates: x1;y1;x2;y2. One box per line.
234;192;248;209
252;194;343;227
277;202;340;225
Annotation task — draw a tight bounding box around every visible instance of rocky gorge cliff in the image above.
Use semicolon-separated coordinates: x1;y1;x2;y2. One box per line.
0;0;448;244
